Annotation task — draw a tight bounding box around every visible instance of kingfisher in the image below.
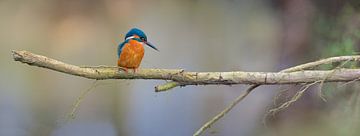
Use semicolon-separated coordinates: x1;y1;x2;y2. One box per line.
117;28;158;72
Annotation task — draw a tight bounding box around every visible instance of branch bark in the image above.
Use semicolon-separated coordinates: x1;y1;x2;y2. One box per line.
12;50;360;88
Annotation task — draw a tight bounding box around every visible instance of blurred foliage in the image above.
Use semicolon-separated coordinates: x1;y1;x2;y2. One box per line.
314;4;360;70
314;4;359;57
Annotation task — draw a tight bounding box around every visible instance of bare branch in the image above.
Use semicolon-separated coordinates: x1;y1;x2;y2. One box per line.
11;50;360;136
12;50;360;87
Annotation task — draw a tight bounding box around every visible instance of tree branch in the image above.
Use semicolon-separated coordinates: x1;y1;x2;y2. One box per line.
160;55;360;92
12;50;360;89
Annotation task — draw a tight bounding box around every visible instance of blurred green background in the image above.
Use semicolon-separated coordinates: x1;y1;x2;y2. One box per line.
1;0;360;136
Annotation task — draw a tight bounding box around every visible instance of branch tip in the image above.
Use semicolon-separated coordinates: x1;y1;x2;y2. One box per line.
155;82;180;92
12;50;22;61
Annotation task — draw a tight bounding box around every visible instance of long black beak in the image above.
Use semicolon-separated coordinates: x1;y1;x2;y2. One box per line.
145;41;159;51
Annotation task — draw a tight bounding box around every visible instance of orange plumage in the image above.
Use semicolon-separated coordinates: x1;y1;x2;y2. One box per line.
117;39;144;69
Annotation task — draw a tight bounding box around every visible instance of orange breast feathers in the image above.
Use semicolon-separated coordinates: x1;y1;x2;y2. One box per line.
117;39;145;69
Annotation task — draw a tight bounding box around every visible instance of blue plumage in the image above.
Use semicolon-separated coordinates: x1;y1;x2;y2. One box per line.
117;40;127;57
125;28;147;41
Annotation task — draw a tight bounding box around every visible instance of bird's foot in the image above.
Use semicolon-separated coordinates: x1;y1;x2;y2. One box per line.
117;67;128;73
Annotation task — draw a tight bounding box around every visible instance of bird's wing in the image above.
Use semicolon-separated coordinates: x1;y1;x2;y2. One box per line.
117;40;129;58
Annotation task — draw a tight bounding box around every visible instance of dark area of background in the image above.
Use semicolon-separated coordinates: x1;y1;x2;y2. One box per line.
1;0;359;136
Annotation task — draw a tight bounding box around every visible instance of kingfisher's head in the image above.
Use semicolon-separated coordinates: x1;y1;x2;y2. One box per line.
125;28;158;51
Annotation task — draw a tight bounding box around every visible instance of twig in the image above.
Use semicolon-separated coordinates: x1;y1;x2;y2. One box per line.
67;80;99;120
339;77;360;88
265;81;320;119
193;85;259;136
273;85;296;106
155;81;180;92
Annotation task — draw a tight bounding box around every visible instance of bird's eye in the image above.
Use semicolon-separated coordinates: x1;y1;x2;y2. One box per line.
141;37;145;41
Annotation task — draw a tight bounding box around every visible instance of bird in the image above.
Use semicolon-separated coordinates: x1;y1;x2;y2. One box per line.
117;28;158;72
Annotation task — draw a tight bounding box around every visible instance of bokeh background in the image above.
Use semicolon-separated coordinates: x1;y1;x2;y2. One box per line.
1;0;360;136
